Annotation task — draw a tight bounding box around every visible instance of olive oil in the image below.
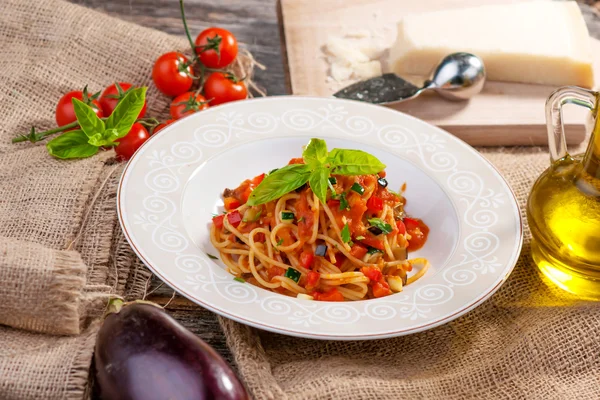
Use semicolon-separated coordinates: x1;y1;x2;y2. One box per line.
528;90;600;299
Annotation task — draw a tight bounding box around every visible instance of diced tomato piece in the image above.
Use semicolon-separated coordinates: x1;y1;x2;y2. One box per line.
224;197;241;211
288;157;304;165
299;250;314;268
267;266;286;280
372;280;391;298
315;287;344;302
350;243;368;259
254;233;266;243
327;199;340;209
396;220;406;235
306;271;320;288
251;173;265;186
378;171;386;178
361;266;383;282
212;214;225;229
360;236;385;250
227;210;243;227
240;187;252;203
366;196;384;212
334;255;346;268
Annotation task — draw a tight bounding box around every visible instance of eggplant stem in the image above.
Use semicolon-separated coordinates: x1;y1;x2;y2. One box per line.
103;298;164;318
104;298;125;317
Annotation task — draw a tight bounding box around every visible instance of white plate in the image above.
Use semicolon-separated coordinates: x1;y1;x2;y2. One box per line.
118;96;522;340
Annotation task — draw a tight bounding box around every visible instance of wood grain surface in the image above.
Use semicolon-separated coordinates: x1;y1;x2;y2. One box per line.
280;0;600;146
67;0;287;96
66;0;600;371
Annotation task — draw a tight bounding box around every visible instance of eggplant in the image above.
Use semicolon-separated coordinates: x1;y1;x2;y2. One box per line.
94;299;249;400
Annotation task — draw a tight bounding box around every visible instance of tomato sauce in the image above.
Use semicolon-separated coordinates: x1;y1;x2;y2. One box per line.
405;217;429;251
295;190;314;243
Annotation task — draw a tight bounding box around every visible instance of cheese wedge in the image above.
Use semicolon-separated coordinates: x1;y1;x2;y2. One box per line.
389;1;594;88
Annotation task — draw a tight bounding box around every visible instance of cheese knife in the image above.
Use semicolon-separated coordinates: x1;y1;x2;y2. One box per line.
333;52;486;105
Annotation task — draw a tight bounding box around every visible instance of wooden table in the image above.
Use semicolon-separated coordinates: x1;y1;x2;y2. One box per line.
67;0;600;368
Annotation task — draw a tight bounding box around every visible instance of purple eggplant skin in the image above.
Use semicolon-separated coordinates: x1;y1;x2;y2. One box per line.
94;300;249;400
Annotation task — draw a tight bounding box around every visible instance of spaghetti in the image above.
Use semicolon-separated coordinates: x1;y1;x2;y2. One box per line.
210;143;430;302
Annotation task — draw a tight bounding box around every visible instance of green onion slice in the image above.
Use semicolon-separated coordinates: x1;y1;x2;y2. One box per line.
351;182;365;195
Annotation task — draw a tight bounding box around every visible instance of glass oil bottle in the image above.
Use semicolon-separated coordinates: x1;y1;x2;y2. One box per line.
527;86;600;299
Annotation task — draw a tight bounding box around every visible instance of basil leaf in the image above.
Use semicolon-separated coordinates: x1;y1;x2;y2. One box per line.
246;164;312;206
328;148;386;175
105;87;146;139
308;167;329;205
87;128;120;147
303;138;328;166
72;98;104;138
367;218;393;235
47;130;99;159
341;223;351;243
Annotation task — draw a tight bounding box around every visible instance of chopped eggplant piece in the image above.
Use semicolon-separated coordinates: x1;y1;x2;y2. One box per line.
315;244;327;257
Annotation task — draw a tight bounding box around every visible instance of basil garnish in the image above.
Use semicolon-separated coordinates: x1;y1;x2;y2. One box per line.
328;148;385;176
46;130;99;159
246;138;386;206
72;98;105;138
367;218;393;235
341;223;351;243
246;164;312;206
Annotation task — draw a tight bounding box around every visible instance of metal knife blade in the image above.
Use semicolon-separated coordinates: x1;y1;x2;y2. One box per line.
333;73;421;105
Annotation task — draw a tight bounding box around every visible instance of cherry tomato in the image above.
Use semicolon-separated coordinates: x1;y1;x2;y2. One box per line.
114;123;150;161
203;72;247;106
152;52;194;97
212;214;225;229
99;82;147;118
55;89;103;127
195;27;238;69
170;92;209;119
153;119;176;135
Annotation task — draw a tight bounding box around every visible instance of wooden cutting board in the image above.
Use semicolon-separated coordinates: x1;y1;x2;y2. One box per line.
279;0;599;146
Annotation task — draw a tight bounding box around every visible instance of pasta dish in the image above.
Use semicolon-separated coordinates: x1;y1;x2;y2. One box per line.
210;139;429;301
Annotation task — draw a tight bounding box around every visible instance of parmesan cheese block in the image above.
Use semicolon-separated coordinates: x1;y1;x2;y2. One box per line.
389;1;594;88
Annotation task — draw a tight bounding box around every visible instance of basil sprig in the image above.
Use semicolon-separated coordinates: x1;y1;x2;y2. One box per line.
46;87;147;159
367;218;393;235
247;138;386;206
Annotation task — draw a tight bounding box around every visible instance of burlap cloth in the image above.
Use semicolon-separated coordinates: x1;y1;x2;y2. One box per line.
1;0;599;399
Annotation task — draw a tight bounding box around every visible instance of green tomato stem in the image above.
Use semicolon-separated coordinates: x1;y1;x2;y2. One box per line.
179;0;199;62
12;117;158;144
11;121;79;143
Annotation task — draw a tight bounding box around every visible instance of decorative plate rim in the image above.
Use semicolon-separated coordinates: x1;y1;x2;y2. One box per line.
117;96;523;340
